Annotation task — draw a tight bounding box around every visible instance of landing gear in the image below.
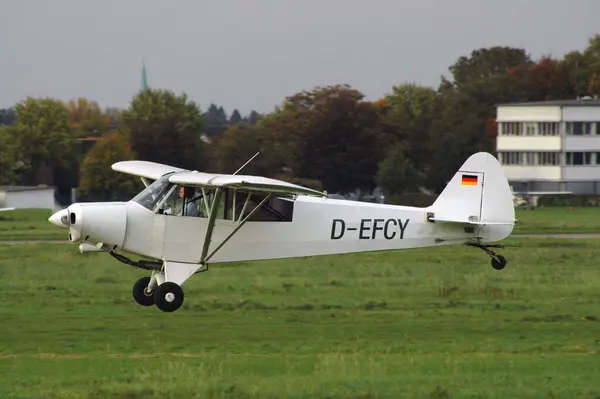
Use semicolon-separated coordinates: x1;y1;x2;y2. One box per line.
125;187;270;314
132;276;185;312
466;242;507;270
490;254;507;270
132;276;155;306
154;282;184;312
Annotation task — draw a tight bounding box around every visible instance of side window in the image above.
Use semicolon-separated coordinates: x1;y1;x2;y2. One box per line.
160;186;183;215
181;187;206;217
167;186;207;218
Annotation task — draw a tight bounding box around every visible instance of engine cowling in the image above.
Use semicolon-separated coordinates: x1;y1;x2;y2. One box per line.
49;202;127;248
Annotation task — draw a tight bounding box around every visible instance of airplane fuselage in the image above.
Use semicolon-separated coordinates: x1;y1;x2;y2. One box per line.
69;195;510;266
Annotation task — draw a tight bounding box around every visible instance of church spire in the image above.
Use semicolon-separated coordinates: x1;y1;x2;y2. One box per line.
141;60;148;91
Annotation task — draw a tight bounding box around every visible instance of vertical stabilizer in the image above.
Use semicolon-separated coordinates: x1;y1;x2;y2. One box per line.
428;152;515;241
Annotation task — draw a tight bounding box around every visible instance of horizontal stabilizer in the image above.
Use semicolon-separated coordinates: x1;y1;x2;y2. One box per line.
514;191;572;195
428;216;514;226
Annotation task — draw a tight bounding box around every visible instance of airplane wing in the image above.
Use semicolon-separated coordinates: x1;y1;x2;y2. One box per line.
112;161;188;181
168;172;326;197
0;208;14;212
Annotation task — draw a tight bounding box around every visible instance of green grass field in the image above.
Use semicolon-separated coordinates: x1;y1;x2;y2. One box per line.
2;206;600;241
0;209;60;241
1;237;600;398
513;207;600;234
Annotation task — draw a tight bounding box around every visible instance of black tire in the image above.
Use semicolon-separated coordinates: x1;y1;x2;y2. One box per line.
491;255;507;270
133;276;155;306
154;282;184;312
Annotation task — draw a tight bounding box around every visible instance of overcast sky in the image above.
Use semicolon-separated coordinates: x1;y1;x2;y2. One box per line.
2;0;599;116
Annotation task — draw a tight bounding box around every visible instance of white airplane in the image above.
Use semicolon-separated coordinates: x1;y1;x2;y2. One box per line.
47;152;516;313
511;188;572;209
0;208;14;212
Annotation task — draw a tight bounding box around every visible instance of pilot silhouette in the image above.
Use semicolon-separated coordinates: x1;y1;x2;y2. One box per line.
178;186;202;217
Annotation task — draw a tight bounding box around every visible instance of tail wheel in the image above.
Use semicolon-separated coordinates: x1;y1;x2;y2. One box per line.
132;276;155;306
154;282;184;312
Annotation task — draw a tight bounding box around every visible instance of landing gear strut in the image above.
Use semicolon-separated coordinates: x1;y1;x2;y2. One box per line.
466;242;507;270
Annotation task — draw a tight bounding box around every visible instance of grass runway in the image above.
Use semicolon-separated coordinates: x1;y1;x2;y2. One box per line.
1;232;600;398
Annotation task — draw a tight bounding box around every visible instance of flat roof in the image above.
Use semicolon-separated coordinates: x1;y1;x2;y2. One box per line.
498;99;600;107
0;185;55;192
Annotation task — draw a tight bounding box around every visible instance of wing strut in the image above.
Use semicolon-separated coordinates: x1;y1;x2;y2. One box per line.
199;190;272;265
199;188;223;264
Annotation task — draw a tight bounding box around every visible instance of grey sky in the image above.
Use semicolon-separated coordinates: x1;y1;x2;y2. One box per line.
2;0;599;116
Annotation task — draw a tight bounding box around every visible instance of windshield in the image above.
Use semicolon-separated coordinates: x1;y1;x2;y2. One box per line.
131;173;174;211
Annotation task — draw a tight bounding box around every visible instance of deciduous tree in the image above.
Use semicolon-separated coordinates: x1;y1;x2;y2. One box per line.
66;98;110;137
376;142;421;197
284;85;380;193
78;132;138;201
562;50;596;98
0;126;20;184
449;46;531;87
210;124;269;175
14;97;76;184
579;34;600;97
381;83;437;169
104;107;122;128
425;90;491;193
506;58;572;101
121;89;207;171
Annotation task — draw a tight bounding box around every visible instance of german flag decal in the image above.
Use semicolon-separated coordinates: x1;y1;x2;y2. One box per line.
461;174;478;186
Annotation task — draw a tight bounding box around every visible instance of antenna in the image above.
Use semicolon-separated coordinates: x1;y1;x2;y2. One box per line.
233;152;260;175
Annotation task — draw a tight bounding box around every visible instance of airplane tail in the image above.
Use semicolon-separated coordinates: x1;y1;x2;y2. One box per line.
427;152;515;242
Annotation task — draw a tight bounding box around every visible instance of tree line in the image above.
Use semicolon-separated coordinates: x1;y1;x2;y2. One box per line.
2;34;600;205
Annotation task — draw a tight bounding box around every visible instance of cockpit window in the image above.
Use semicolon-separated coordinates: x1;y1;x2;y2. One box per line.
132;177;295;221
131;174;174;211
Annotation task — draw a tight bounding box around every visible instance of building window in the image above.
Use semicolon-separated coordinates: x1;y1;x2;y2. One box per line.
499;152;522;165
502;122;522;136
524;152;535;165
566;122;593;135
523;122;537;135
539;122;558;136
538;152;560;165
565;152;593;165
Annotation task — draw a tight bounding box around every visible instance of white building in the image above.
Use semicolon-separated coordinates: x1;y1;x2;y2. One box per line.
0;185;56;209
496;98;600;194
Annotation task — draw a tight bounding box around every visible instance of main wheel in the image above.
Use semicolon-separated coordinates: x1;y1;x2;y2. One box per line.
154;282;184;312
132;276;155;306
491;255;507;270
